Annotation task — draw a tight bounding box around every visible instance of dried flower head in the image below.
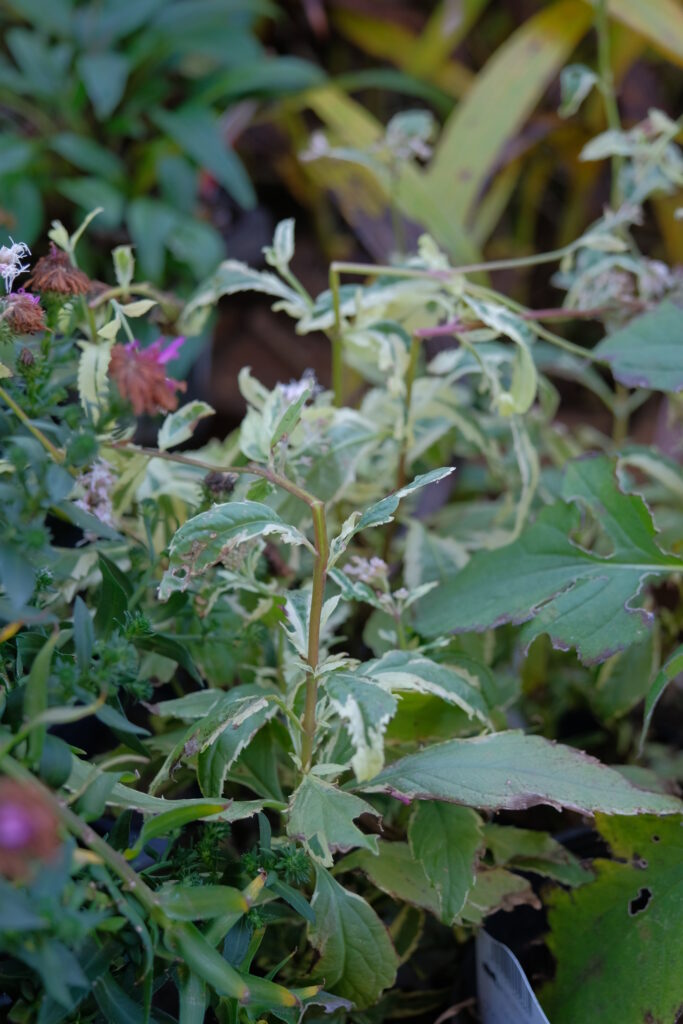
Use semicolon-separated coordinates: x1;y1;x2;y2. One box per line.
28;243;90;296
18;346;35;367
0;778;61;880
204;470;238;497
109;336;187;417
3;290;46;334
0;239;31;293
74;459;116;530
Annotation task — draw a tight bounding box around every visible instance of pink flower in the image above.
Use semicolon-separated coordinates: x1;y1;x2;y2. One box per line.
109;336;187;416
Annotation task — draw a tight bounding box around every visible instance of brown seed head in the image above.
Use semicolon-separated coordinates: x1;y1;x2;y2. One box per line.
4;291;46;334
28;243;90;296
109;341;187;417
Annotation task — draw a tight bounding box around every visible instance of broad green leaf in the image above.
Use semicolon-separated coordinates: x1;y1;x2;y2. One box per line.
363;651;491;725
158;401;215;450
591;632;656;722
409;803;483;923
51;132;125;179
417;456;682;663
362;730;682;815
427;1;593;223
151;107;255;210
94;553;131;638
126;198;177;281
639;644;683;754
328;468;454;567
78;52;130;120
159;501;311;599
594;300;683;392
324;672;398;782
541;814;683;1024
339;841;441;917
309;864;399;1009
287;775;380;866
484;824;594;887
458;867;538;925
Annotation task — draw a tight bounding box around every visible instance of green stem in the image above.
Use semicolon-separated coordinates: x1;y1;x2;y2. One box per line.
382;334;420;562
301;501;328;773
329;265;343;407
595;0;623;208
0;385;66;464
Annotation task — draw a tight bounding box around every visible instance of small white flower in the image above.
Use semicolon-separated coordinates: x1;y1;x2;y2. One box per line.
74;460;116;532
279;369;319;404
345;555;388;586
0;239;31;293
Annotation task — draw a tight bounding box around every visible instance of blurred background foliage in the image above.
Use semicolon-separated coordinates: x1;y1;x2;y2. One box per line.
1;0;681;399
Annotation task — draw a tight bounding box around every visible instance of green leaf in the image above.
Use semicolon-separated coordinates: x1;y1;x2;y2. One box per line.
196;696;278;798
328;467;454;566
426;0;593;223
131;630;201;684
458;867;537;925
484;824;594;887
339;841;441;917
287;775;380;866
362;650;492;726
94;553;131;637
181;259;302;334
408;804;483;923
309;865;399;1009
608;0;683;68
77;340;114;417
126;199;177;281
362;730;682;815
159;501;311;599
594;300;683;392
151;107;255;209
92;971;147;1024
263;218;295;272
72;596;94;673
24;631;59;765
125;803;228;859
57;178;124;229
590;632;656;722
558;63;599;117
324;672;398;782
540;814;683;1024
158;883;249;922
417;456;682;663
639;644;683;754
78;52;130;120
158;401;215;450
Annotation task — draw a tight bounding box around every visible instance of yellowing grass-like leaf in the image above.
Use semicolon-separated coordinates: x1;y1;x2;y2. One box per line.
427;0;593;225
608;0;683;66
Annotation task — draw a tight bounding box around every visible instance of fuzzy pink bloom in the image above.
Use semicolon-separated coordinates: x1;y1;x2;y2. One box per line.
109;336;187;416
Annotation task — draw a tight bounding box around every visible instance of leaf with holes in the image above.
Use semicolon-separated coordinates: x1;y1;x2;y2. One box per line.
540;814;683;1024
159;501;311;599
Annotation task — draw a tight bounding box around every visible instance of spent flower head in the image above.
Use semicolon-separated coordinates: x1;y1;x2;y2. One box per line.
109;336;187;416
345;555;389;587
28;243;90;296
3;289;46;335
0;778;61;880
0;239;31;293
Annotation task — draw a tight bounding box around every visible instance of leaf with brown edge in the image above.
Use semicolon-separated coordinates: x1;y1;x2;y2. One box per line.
360;732;682;816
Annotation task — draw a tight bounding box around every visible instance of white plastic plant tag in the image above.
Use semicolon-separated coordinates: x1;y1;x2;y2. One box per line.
476;930;551;1024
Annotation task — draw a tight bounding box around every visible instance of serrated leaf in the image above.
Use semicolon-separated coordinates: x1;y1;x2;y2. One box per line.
324;672;398;782
339;841;441;917
309;865;398;1009
594;300;683;392
159;501;311;599
417;456;683;663
540;814;683;1024
158;400;215;450
287;775;380;866
409;803;483;923
361;730;681;815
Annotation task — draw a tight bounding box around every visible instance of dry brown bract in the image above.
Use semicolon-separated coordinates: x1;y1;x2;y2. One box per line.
28;243;91;295
4;291;46;334
0;778;61;880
